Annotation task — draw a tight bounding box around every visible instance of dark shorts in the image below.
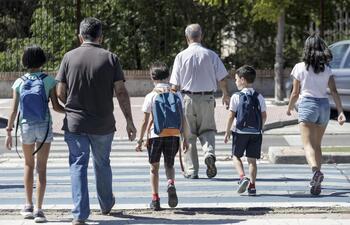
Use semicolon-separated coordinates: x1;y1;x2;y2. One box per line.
147;136;180;167
231;132;262;159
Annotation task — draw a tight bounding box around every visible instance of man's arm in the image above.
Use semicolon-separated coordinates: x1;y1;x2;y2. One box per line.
114;80;136;141
56;82;67;104
219;77;230;108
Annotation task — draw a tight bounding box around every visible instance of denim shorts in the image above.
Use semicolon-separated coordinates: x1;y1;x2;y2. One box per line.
20;122;53;144
298;97;330;126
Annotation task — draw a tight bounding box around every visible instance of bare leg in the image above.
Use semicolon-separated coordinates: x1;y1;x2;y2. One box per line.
300;122;325;171
35;142;51;209
165;164;175;181
233;156;245;177
22;144;35;206
247;157;257;184
150;163;160;195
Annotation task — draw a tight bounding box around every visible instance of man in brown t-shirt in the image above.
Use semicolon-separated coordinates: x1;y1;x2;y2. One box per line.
56;17;136;225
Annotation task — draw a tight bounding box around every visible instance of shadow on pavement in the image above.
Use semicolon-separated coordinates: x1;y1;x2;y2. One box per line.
0;184;24;190
212;177;309;182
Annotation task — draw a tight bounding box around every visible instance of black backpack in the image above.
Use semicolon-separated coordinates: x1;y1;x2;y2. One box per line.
235;91;262;133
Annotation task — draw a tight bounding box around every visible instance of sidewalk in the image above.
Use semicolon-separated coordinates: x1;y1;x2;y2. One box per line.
0;97;301;137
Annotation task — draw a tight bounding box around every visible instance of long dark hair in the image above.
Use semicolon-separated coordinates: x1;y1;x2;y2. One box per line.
302;33;332;74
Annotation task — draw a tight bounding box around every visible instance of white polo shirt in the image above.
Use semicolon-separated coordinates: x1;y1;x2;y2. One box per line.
170;42;228;92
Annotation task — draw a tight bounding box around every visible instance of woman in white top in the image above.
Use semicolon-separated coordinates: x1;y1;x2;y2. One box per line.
287;34;346;196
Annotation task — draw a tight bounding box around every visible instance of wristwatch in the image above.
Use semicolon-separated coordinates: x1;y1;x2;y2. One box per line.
137;139;143;145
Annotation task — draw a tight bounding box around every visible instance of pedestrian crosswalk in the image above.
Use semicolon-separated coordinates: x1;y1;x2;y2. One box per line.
0;135;349;210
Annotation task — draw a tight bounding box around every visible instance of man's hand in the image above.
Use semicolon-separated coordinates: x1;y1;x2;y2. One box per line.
182;138;189;153
222;94;230;109
338;112;346;126
126;121;137;141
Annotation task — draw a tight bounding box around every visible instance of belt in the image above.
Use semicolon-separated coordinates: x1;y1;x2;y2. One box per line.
181;90;214;95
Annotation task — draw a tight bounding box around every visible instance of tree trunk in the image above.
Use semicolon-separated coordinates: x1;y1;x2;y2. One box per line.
274;10;285;102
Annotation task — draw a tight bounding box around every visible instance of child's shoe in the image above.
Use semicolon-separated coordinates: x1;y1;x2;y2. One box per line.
310;170;324;196
167;183;178;208
33;209;47;223
20;204;34;219
237;177;250;193
150;199;161;211
247;183;256;196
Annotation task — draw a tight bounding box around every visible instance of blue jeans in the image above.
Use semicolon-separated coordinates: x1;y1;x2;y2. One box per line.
64;131;115;220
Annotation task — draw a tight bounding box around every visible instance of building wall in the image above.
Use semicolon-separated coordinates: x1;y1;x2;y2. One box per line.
0;69;291;98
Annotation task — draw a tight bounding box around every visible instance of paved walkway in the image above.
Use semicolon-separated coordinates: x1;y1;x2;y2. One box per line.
0;97;301;137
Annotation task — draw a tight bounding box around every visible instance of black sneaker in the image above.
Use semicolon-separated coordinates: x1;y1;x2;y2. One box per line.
33;209;47;223
20;204;34;219
248;186;256;196
310;170;324;196
167;184;178;208
150;199;161;211
205;155;217;178
237;177;250;194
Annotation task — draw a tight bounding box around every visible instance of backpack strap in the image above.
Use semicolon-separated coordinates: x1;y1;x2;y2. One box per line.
14;112;22;159
32;116;50;156
38;73;48;80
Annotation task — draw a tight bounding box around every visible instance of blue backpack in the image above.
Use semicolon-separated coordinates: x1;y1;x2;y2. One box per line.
235;91;262;133
19;73;48;121
151;88;183;137
15;73;50;157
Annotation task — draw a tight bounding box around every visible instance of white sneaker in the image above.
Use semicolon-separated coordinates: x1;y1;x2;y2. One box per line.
33;209;47;223
20;204;34;219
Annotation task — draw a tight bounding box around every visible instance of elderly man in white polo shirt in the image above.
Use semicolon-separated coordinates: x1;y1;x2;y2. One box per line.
170;23;230;179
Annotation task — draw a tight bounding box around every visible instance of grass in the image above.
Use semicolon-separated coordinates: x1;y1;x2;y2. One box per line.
322;147;350;152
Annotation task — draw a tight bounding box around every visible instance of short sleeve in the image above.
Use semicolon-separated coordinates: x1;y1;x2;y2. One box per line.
169;55;181;86
214;54;228;81
258;94;266;112
229;93;239;112
291;63;301;81
56;54;68;83
11;78;23;94
44;75;57;92
112;54;125;82
141;93;153;113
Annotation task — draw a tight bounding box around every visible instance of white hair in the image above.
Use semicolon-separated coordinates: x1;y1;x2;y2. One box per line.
185;24;202;40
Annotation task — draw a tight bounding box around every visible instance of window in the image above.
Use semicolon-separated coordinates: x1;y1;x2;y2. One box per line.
344;53;350;68
330;44;349;68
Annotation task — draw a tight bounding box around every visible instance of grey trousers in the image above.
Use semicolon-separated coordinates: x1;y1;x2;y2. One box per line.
183;93;216;176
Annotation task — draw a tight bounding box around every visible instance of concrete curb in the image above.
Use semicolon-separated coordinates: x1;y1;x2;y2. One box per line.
268;146;350;164
263;119;298;131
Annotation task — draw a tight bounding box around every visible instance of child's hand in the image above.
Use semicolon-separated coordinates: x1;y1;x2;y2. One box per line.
286;108;292;116
182;138;189;153
224;132;230;144
5;135;12;150
135;140;143;152
338;112;346;125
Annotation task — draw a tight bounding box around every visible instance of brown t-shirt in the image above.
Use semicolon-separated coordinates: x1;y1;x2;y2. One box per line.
56;42;124;134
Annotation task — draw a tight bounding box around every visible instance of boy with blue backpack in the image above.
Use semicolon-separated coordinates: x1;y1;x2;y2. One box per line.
224;65;267;196
135;61;189;210
5;45;64;222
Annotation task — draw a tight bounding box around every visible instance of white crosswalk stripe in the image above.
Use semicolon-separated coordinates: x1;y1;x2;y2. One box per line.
0;136;349;210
